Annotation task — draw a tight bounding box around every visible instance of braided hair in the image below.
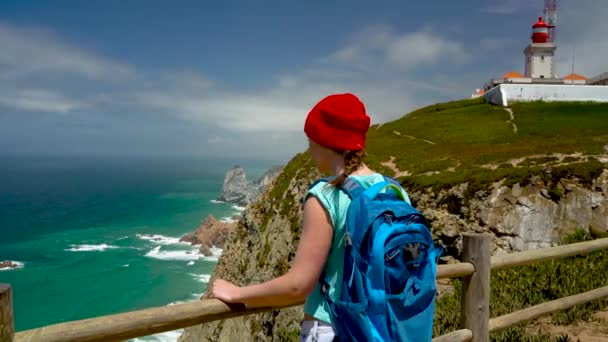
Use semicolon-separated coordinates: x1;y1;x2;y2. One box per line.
328;150;365;188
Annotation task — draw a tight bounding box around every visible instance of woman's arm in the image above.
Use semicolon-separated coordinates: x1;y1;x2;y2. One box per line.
209;195;333;308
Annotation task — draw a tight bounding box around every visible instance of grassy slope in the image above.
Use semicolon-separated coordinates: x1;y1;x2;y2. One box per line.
363;99;608;194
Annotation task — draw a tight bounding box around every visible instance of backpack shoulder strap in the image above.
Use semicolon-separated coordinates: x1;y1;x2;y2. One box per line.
383;175;413;205
383;175;401;188
341;177;365;199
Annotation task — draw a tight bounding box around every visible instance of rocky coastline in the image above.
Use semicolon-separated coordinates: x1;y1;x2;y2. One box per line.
0;260;19;270
181;165;283;256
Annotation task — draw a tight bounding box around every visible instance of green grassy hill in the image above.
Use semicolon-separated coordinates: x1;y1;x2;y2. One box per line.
364;98;608;195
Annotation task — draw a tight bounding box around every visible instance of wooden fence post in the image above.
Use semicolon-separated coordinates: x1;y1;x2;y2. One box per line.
1;284;15;342
460;233;490;342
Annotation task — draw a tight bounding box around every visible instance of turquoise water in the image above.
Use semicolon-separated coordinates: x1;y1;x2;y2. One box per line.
0;155;276;340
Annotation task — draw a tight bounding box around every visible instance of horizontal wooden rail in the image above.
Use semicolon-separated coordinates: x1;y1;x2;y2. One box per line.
491;237;608;270
15;299;299;342
437;263;475;280
489;285;608;332
433;329;473;342
434;237;608;281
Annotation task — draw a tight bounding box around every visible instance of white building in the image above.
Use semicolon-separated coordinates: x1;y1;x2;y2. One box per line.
476;16;608;106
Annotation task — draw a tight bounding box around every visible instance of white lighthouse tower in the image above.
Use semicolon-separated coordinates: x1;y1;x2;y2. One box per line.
524;17;557;79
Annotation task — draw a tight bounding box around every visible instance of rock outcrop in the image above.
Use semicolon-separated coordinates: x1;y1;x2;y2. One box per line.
217;166;258;205
0;260;18;269
180;215;236;256
415;170;608;256
217;165;283;206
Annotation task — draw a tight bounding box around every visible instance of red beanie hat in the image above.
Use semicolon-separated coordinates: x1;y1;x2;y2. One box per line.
304;93;371;151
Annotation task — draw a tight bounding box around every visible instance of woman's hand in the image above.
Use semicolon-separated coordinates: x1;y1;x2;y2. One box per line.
209;279;242;303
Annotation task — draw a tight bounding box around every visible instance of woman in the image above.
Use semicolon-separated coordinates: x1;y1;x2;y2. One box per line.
210;93;409;341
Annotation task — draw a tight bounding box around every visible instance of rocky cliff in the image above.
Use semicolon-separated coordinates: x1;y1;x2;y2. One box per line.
180;99;608;341
412;169;608;256
217;165;284;206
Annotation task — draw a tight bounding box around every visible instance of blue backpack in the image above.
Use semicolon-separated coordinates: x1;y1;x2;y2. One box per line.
306;175;441;341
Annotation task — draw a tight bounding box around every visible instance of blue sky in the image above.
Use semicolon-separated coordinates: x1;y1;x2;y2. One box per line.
1;1;607;161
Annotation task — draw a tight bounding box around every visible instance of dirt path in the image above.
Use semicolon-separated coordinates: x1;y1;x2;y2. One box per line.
381;156;411;177
392;130;436;145
478;152;608;170
527;311;608;341
505;108;518;134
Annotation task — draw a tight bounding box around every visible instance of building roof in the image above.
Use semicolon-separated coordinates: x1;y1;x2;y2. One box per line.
503;71;525;79
563;73;588;81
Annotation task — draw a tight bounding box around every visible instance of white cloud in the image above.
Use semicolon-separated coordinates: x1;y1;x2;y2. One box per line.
134;91;304;132
386;31;468;68
0;20;468;160
326;25;468;70
328;25;392;65
134;65;420;133
0;89;85;113
0;22;134;81
133;24;472;133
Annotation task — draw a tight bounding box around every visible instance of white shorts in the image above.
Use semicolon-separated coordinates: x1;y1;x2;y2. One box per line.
299;320;336;342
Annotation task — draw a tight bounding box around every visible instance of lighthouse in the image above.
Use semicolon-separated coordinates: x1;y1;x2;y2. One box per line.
524;17;557;79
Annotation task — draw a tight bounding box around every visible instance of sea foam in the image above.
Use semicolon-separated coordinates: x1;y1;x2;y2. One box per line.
190;273;211;283
136;234;188;245
128;329;184;342
66;244;118;252
145;246;200;261
231;205;246;212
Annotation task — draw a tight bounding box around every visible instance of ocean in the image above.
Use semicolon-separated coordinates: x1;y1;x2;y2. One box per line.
0;155;277;341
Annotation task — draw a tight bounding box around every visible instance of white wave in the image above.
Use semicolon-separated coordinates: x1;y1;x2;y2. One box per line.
145;246;200;261
201;246;223;262
122;264;130;267
231;205;246;211
66;244;118;252
191;293;203;299
167;300;185;306
117;236;129;240
0;261;24;271
191;273;211;283
128;329;184;342
187;261;195;266
219;217;237;224
136;234;188;245
210;199;225;204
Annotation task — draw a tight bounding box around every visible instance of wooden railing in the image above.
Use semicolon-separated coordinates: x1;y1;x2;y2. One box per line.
2;233;608;342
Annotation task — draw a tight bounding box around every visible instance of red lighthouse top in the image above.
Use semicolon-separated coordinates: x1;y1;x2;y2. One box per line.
531;17;549;43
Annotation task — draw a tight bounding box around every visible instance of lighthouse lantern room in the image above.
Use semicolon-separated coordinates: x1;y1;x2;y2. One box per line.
524;16;557;79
